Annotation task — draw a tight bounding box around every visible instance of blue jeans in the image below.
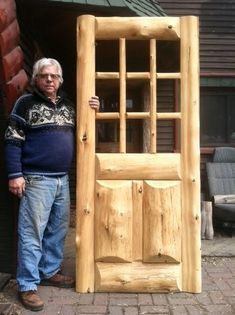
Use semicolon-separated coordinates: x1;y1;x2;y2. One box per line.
17;175;70;292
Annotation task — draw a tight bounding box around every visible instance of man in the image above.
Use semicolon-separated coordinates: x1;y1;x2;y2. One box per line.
4;58;99;311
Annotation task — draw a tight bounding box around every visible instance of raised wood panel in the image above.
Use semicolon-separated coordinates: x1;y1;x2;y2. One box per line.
96;153;181;180
2;46;23;82
0;0;16;33
0;19;20;56
143;180;181;263
95;261;182;292
132;180;143;261
95;180;133;263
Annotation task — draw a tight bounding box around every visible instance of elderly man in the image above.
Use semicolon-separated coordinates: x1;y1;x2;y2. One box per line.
5;58;99;311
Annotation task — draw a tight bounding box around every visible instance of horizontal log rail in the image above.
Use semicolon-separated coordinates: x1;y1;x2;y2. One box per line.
96;112;181;120
95;17;180;40
96;72;181;80
96;153;181;180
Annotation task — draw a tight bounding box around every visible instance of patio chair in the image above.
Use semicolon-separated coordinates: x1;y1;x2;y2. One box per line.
206;147;235;234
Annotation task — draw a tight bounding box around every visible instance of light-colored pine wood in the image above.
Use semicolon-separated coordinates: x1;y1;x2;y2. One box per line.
157;113;181;120
96;153;181;180
96;72;119;79
95;17;180;40
96;112;120;120
143;181;181;263
76;15;96;293
95;262;182;292
126;112;150;119
157;73;181;79
180;16;201;293
132;181;143;261
150;39;157;153
96;112;181;120
77;15;200;294
96;72;181;80
119;38;126;153
95;180;133;262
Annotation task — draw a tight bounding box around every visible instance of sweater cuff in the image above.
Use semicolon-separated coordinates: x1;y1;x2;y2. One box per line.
8;172;23;179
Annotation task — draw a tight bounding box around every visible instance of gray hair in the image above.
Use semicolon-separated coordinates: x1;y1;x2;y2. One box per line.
31;58;64;85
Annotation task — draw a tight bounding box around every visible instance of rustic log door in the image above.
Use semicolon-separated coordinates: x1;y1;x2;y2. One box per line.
76;15;201;293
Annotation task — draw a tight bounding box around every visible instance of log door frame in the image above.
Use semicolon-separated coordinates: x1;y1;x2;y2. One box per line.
76;15;201;293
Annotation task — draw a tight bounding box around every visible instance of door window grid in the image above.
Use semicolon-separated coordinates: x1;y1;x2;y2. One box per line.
96;38;181;154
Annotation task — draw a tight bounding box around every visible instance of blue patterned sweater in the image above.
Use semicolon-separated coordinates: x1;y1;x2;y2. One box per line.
5;88;75;179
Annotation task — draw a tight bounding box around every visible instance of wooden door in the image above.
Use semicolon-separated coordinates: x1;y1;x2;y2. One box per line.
76;15;201;293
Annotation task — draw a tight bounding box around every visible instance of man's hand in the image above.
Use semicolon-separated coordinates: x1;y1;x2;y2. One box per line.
89;96;100;111
9;177;25;198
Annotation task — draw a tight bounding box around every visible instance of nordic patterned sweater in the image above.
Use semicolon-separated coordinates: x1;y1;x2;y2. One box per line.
5;88;75;179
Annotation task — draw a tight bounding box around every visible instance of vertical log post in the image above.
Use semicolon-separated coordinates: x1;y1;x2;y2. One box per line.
119;38;126;153
149;39;157;153
180;16;201;293
76;15;96;292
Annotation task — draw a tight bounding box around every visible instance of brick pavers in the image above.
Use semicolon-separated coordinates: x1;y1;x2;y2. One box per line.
1;257;235;315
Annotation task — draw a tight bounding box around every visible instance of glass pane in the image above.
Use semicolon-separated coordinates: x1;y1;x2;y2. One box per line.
157;41;180;73
126;120;143;153
157;120;175;153
228;96;235;143
96;40;119;72
126;40;149;72
200;95;227;144
97;121;119;143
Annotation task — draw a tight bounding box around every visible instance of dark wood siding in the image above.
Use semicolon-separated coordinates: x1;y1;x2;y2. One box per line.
0;96;16;273
0;0;28;274
159;0;235;196
159;0;235;73
0;2;28;113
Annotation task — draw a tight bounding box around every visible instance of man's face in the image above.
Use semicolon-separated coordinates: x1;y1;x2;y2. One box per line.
35;65;61;99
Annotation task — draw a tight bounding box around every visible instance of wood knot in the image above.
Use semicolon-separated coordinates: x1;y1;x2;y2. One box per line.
82;133;87;141
83;208;90;215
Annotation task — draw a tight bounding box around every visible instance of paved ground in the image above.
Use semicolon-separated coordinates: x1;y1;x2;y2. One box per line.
1;228;235;315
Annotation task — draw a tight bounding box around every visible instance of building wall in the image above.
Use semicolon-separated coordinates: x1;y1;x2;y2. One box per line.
3;1;232;237
0;0;27;274
159;0;235;73
0;92;15;273
159;0;235;193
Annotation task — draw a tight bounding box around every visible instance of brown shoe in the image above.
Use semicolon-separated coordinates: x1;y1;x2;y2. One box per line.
40;272;75;288
19;290;44;311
